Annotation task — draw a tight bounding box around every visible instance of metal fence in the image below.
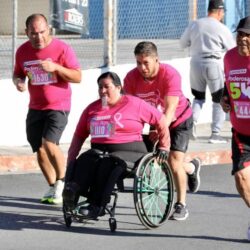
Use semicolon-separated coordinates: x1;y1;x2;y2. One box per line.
0;0;249;80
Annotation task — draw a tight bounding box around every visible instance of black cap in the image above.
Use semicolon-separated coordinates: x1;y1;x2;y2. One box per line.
236;16;250;35
208;0;224;11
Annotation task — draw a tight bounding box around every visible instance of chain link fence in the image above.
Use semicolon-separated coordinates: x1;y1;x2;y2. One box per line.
0;0;249;80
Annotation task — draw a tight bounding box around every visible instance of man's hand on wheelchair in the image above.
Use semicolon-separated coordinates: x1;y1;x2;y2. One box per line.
154;148;169;164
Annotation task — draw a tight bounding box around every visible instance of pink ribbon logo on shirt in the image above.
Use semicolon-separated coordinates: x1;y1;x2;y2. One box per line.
114;113;124;128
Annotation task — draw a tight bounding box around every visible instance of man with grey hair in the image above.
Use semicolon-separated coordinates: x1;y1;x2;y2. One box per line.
180;0;235;143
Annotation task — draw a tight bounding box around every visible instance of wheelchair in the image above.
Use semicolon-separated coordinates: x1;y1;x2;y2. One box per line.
62;152;174;232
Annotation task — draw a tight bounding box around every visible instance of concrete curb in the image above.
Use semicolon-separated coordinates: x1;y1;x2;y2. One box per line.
185;150;231;166
0;149;232;174
0;121;233;174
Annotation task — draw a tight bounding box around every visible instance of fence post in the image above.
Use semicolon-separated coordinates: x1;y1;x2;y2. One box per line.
12;0;18;73
103;0;117;67
189;0;197;21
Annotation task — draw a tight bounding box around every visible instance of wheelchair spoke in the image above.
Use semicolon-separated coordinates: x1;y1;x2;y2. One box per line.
141;192;154;204
152;198;164;222
144;196;165;224
158;179;169;190
158;191;170;205
141;182;154;191
140;189;167;223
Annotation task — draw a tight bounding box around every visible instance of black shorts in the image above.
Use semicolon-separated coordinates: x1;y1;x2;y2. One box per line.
231;129;250;175
26;109;69;152
143;115;193;153
170;115;193;153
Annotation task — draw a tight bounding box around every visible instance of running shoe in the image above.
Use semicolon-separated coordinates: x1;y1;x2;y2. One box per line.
48;180;64;204
41;185;55;203
208;133;227;144
170;202;189;221
188;157;201;193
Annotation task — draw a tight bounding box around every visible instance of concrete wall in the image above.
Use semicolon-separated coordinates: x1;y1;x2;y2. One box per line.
0;58;212;146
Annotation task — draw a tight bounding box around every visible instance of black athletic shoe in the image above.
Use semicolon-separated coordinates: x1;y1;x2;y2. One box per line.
188;158;201;193
170;202;189;221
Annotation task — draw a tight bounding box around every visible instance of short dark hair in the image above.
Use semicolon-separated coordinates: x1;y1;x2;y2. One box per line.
25;13;48;28
134;41;158;57
97;71;122;87
207;0;224;11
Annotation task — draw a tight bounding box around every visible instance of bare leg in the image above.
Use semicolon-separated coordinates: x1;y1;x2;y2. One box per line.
183;161;195;175
235;167;250;208
168;150;187;205
42;138;65;180
37;146;56;185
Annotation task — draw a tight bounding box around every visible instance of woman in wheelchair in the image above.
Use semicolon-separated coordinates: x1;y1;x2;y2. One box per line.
62;71;170;219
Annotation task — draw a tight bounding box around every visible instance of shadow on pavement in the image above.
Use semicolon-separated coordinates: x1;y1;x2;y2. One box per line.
194;190;240;198
0;195;249;245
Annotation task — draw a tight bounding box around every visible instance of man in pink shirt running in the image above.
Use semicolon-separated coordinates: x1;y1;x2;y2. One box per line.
221;16;250;238
124;41;201;221
13;13;82;205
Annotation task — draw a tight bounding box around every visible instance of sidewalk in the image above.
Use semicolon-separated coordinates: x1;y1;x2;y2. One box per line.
0;122;232;174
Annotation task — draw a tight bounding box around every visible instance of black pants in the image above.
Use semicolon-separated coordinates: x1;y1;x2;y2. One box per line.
67;142;147;207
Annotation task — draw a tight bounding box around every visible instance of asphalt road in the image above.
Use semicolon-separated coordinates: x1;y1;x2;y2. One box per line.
0;164;249;250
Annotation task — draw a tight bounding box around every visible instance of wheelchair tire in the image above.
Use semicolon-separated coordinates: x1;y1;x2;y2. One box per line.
63;205;72;228
109;217;117;232
133;153;174;229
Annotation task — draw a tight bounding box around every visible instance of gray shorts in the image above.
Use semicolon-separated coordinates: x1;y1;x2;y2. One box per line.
26;109;69;152
190;58;224;94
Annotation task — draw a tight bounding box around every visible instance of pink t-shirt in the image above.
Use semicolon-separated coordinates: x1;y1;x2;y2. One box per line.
124;63;192;128
75;95;163;144
224;47;250;135
14;38;80;111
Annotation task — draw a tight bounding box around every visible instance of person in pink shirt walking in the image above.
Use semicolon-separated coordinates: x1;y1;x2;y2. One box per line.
62;71;170;219
13;13;82;204
124;41;201;221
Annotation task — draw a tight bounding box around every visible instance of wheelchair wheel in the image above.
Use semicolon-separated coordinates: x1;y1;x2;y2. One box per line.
109;217;117;232
63;204;72;228
133;153;174;229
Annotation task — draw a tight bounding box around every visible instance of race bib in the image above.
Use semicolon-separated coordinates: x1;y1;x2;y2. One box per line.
24;60;57;85
234;101;250;118
90;119;114;138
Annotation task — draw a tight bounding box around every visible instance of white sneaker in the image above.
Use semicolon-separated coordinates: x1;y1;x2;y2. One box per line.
41;186;55;203
208;133;227;144
48;180;64;204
